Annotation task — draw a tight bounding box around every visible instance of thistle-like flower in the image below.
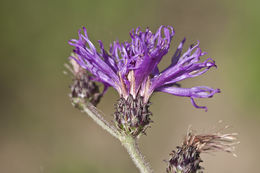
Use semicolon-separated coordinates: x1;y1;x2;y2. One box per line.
69;26;220;136
166;128;238;173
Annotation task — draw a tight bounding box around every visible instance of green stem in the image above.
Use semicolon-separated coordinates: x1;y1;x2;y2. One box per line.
77;100;152;173
80;101;120;139
120;135;153;173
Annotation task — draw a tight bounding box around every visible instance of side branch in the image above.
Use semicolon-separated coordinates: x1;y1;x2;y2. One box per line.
73;99;153;173
77;100;120;139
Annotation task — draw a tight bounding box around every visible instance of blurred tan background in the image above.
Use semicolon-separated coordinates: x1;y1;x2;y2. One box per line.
0;0;259;172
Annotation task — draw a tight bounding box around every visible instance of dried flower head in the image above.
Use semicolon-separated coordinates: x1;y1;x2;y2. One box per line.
166;126;238;173
65;54;103;106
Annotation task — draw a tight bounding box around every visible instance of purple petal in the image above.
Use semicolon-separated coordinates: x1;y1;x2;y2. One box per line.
156;86;220;111
98;40;118;73
128;26;175;93
150;41;216;91
190;98;208;111
69;27;121;92
171;38;186;66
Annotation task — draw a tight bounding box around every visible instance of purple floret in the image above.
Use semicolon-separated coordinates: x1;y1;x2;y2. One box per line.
69;25;220;111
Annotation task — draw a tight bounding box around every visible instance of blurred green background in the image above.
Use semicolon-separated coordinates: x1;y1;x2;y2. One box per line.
0;0;259;172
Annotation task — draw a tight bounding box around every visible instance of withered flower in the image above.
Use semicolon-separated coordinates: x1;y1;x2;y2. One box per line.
167;127;238;173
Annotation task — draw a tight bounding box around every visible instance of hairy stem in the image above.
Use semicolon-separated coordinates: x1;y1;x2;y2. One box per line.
79;101;120;139
77;100;152;173
120;135;153;173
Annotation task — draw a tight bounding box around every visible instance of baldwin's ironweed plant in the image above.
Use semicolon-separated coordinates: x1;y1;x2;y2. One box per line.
65;25;238;173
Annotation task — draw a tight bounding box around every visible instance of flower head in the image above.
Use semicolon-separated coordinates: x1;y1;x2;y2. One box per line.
166;127;238;173
69;26;220;136
65;54;103;106
69;25;219;111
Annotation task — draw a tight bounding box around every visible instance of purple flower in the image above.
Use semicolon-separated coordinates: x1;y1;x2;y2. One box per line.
69;25;220;111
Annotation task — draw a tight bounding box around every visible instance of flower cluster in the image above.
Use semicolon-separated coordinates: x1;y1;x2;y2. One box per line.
68;25;220;136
